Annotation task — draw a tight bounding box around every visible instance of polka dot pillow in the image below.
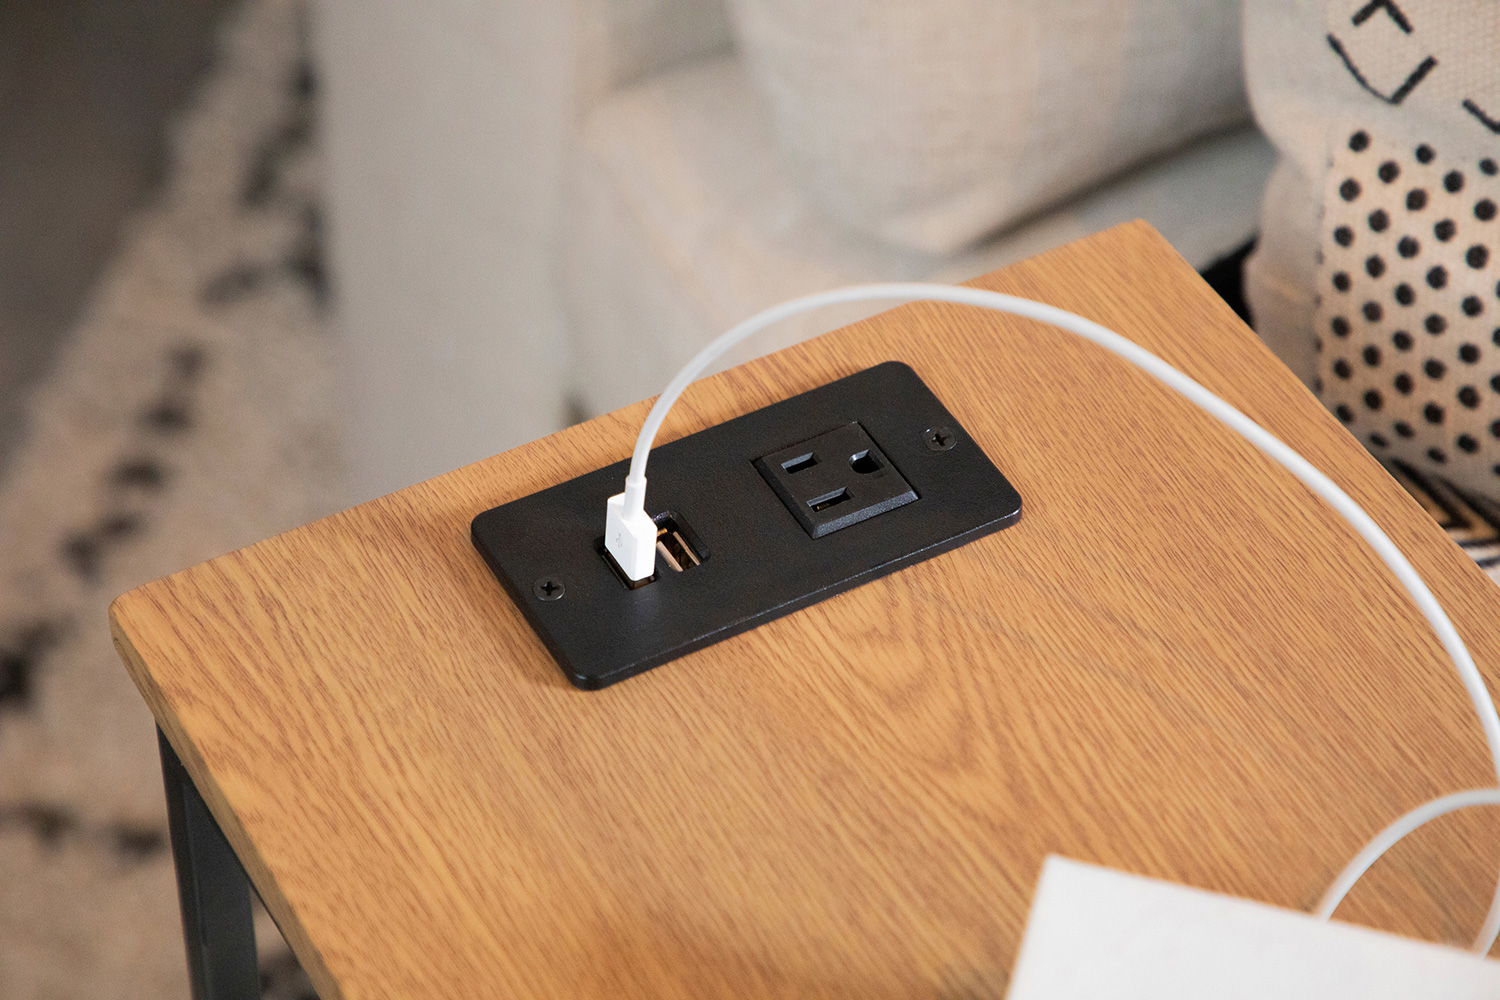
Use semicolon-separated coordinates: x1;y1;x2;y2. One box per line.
1245;0;1500;498
1318;133;1497;485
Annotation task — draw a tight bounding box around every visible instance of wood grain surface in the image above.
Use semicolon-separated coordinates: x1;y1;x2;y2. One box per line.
112;222;1500;1000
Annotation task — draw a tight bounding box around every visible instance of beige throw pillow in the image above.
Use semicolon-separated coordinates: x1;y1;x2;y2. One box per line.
1245;0;1500;498
725;0;1248;254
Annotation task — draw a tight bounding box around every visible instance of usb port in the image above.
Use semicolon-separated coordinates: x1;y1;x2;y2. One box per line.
597;511;706;589
655;519;702;572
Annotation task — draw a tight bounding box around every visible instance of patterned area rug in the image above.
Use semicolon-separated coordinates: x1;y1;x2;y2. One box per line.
1;2;1498;998
0;1;341;997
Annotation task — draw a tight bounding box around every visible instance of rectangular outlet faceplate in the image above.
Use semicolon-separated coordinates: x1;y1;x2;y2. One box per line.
471;362;1022;689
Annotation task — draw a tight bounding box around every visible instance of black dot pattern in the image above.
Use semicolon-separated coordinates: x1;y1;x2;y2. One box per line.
1317;130;1500;491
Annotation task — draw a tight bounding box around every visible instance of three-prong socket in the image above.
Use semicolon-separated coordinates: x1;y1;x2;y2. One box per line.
754;422;917;538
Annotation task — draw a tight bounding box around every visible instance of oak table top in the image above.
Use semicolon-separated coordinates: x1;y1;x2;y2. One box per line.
113;222;1500;999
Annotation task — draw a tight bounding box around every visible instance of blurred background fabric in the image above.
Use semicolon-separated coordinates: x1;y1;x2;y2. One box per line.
315;0;1277;502
0;0;338;996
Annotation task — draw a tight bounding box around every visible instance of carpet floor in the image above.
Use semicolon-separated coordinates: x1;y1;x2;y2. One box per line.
0;0;342;996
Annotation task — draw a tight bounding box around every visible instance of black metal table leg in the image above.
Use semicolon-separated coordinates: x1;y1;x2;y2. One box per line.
159;727;260;1000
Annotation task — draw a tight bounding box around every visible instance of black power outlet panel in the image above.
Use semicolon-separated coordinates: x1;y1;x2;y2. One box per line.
755;422;916;537
471;362;1022;689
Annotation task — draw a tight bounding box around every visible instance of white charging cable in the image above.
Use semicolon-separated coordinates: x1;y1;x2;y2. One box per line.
602;282;1500;950
1317;788;1500;935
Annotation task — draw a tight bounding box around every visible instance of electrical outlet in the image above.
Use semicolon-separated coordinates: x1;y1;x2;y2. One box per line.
754;423;917;538
470;361;1022;689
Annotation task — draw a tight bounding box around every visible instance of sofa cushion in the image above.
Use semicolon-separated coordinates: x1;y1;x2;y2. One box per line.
724;0;1249;254
574;0;734;110
563;55;1273;416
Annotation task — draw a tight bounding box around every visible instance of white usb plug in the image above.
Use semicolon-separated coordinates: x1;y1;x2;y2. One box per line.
605;474;657;582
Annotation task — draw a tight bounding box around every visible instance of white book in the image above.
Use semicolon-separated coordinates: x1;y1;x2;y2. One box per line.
1007;856;1500;999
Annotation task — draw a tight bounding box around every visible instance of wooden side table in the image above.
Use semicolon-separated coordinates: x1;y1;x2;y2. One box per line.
113;223;1500;1000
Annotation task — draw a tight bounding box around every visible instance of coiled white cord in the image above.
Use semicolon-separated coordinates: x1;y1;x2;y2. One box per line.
603;282;1500;950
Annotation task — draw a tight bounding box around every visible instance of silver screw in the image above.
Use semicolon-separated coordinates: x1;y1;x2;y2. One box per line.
924;427;957;452
533;576;565;601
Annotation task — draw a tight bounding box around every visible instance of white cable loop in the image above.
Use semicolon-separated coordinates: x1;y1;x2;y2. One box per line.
1316;789;1500;951
616;282;1500;951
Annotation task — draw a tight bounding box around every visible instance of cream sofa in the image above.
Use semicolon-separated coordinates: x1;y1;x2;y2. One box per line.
319;0;1273;500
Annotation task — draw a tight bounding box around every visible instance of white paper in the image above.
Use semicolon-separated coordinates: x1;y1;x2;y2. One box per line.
1007;856;1500;999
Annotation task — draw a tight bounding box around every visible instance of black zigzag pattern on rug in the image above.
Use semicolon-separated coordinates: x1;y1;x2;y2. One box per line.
0;17;328;996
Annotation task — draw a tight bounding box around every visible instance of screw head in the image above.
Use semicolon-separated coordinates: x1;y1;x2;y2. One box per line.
924;427;957;452
533;576;565;601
